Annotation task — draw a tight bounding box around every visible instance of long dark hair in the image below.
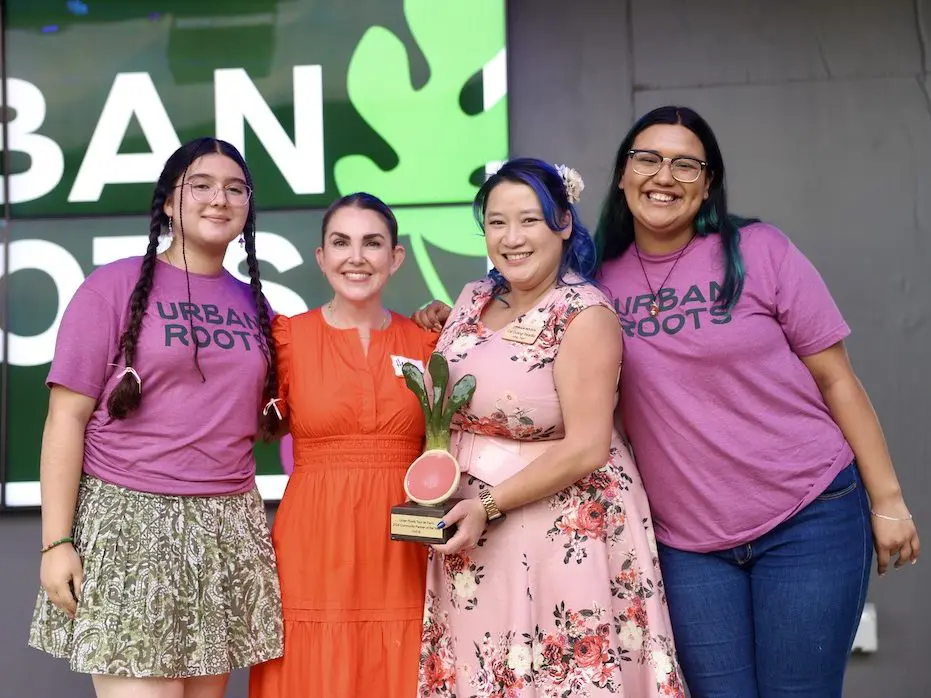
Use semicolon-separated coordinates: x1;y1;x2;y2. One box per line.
474;158;596;294
594;106;758;309
106;137;280;441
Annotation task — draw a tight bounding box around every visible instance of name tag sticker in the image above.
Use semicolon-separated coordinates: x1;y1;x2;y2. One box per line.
391;355;425;377
502;320;545;345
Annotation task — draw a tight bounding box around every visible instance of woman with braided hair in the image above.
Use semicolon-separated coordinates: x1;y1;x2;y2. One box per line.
28;137;284;698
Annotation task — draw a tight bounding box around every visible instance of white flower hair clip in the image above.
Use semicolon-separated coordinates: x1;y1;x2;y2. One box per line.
554;164;584;204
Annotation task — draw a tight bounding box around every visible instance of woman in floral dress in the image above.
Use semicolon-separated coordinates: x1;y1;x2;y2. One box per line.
417;158;683;698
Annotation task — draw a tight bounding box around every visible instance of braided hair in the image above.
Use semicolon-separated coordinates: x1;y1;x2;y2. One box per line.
107;137;280;441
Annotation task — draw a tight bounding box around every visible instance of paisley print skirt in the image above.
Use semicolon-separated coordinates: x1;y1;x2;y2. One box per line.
28;475;283;678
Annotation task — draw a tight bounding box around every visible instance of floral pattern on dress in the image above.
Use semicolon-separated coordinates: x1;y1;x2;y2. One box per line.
442;284;496;364
610;596;682;695
455;392;556;441
420;591;458;697
444;549;486;611
648;636;686;697
528;602;622;696
610;552;657;605
470;630;534;697
419;276;685;698
437;284;599;375
504;287;592;372
546;458;633;564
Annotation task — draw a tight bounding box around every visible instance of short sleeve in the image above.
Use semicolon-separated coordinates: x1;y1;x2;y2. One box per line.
450;279;488;323
271;314;292;419
448;282;476;312
555;283;623;396
434;279;489;356
46;284;118;399
775;241;850;356
558;282;620;341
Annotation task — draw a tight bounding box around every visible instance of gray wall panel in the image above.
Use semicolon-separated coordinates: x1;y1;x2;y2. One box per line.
506;0;634;224
632;0;923;88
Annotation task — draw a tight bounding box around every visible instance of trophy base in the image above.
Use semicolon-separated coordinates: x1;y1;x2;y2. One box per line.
390;499;460;544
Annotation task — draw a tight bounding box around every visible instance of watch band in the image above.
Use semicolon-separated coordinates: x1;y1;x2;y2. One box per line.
479;489;505;521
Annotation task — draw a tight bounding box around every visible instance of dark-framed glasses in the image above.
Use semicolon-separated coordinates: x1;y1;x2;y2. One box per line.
178;181;253;207
628;149;707;183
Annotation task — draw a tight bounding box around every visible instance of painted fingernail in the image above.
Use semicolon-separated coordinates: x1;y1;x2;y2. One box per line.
436;521;446;529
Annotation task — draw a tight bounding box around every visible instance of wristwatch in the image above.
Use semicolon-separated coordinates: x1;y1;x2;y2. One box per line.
479;489;505;522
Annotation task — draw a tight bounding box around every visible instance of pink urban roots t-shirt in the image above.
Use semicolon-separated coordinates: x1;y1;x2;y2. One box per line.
599;223;854;552
47;257;269;496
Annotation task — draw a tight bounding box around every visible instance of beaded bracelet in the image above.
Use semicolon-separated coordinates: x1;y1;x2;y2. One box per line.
870;510;913;522
40;536;74;553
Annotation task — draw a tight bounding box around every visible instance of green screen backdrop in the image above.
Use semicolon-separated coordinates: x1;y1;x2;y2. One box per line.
0;0;508;508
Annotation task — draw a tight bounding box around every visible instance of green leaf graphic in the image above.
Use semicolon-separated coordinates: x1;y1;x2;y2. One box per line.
394;206;487;305
335;0;507;304
335;0;507;204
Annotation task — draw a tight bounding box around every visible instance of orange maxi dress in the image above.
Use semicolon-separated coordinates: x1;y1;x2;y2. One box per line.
249;308;437;698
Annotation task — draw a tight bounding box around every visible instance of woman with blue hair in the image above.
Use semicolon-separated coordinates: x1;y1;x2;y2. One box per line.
416;109;921;697
416;158;683;697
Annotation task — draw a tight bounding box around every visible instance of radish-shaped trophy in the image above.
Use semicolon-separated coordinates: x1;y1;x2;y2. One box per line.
390;352;476;544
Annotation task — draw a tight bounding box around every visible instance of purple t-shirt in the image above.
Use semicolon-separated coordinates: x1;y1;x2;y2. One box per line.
47;257;268;496
599;223;854;552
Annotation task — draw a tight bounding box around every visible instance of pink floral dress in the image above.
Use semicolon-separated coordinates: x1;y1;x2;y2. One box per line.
418;277;685;698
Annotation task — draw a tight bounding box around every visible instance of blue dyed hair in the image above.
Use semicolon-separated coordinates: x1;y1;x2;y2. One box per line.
594;106;757;309
473;157;597;292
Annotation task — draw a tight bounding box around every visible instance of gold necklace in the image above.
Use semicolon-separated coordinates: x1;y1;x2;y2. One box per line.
634;236;694;316
325;300;390;331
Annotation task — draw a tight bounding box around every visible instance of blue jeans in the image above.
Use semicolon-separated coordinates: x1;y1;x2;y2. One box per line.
657;462;872;698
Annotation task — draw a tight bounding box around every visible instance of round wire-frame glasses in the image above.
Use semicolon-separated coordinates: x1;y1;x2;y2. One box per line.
177;181;253;207
628;149;707;183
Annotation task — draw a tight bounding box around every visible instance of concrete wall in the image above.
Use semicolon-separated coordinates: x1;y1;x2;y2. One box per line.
507;1;931;696
2;0;929;695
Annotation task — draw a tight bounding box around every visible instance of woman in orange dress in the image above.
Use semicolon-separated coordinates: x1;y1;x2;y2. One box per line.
249;193;437;698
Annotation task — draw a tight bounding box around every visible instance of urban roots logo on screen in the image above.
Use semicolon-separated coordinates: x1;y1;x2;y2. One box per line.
1;0;507;506
1;1;506;210
2;67;326;206
0;0;507;369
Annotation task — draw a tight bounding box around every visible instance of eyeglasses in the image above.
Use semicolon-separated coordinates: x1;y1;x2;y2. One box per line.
177;181;253;207
628;149;707;183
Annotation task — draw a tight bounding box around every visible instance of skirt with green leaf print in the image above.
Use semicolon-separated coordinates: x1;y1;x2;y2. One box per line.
28;475;283;678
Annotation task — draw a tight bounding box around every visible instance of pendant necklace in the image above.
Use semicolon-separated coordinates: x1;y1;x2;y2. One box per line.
634;236;695;317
